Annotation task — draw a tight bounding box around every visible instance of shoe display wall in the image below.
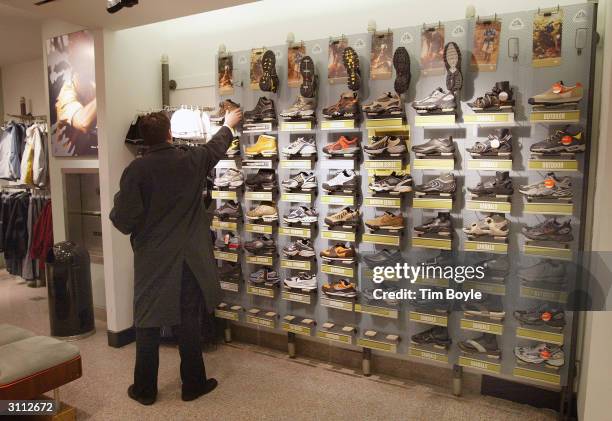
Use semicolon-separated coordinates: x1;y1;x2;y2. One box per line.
207;3;595;394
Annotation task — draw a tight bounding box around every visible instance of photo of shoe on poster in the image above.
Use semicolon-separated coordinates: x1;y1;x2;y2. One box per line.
420;25;445;76
218;55;234;95
532;9;563;67
250;48;265;90
328;38;348;83
370;32;393;80
287;44;306;88
471;20;501;72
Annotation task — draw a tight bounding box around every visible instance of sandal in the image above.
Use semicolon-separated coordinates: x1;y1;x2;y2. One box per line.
458;334;501;359
410;326;451;349
463;215;509;237
469;81;515;111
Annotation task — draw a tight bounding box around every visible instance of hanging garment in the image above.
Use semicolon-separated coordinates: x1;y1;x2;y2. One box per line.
31;123;48;187
0;122;26;181
30;200;53;271
171;109;206;140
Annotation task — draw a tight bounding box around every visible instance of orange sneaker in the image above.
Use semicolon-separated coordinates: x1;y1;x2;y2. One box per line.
320;243;356;261
322;279;357;298
323;136;359;155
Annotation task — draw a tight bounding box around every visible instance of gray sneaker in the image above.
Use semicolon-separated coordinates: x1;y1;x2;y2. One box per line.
518;260;567;283
519;173;572;199
280;95;317;119
412;88;456;113
415;173;456;195
412;137;455;156
282;239;315;258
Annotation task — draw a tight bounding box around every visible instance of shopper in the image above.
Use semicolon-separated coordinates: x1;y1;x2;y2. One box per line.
110;108;242;406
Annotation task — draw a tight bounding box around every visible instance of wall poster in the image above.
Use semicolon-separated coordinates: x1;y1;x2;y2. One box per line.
471;19;502;72
328;37;348;83
287;44;306;88
532;9;564;67
420;25;445;76
250;48;265;90
46;30;97;157
218;54;234;95
370;32;393;80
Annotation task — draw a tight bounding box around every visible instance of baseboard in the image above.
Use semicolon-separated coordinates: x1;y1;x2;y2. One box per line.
107;326;135;348
481;375;561;411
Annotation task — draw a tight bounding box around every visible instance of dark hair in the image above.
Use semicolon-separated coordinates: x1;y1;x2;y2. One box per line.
138;112;170;146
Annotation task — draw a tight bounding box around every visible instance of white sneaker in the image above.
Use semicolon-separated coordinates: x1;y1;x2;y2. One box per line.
283;272;317;290
281;172;317;190
322;169;358;192
282;137;316;156
214;168;244;188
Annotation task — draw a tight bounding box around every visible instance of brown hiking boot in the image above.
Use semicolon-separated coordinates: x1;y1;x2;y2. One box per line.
324;207;360;227
365;211;404;230
211;99;241;123
322;91;359;119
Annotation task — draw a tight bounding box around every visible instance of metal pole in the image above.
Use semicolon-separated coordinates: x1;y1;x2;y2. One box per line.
452;364;463;396
288;332;296;358
224;320;232;343
362;348;372;376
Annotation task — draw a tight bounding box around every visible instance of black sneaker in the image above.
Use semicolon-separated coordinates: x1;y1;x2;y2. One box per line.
414;212;452;235
468;171;514;197
393;47;411;95
244;97;277;123
244;235;276;254
342;47;361;92
411;326;451;349
259;50;279;93
245;169;277;190
214;201;242;220
299;55;317;98
443;42;462;92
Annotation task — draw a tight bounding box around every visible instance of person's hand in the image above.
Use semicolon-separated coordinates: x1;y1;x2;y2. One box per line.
224;108;242;129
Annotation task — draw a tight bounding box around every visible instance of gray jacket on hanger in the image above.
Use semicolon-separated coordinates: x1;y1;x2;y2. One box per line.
110;126;233;328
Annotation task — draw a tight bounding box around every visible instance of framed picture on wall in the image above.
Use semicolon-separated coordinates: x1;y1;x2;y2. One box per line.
46;30;98;157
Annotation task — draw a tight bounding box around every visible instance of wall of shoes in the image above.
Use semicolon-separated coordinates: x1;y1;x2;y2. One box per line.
210;3;594;389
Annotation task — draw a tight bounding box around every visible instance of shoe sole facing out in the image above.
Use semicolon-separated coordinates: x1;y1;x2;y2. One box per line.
259;50;278;93
393;47;411;95
443;42;463;92
300;56;316;98
342;47;361;92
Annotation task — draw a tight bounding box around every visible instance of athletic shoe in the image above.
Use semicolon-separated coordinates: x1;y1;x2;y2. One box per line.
283;206;318;224
226;138;241;156
519;173;572;199
282;239;315;258
464;214;510;237
284;272;317;290
514;306;566;329
322;136;359;155
249;268;279;285
259;49;279;93
214;232;240;250
476;256;509;278
414;173;456;195
468;81;514;111
319;243;356;261
214;201;242;220
412;88;456;113
245;169;277;190
410;326;451;349
322;91;359;118
322;279;358;298
414;212;452;235
522;218;573;242
530;126;585;154
282;137;316;156
342;46;361;91
393;47;411;95
466;129;512;156
365;211;403;230
362;92;403;116
244;236;276;254
299;55;318;98
528;82;583;106
322;169;358;192
218;262;241;282
214;168;244;188
363;249;403;267
458;334;501;358
364;136;407;156
518;260;567;283
281;172;317;191
463;294;505;320
412;137;455;156
369;172;412;193
246;203;278;222
211;99;241;123
244;97;276;122
514;343;565;368
324;207;360;227
245;135;277;156
443;41;463;92
468;171;514;197
280;96;317;119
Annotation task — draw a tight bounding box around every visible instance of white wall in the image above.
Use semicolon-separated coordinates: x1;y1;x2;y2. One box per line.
1;58;46;118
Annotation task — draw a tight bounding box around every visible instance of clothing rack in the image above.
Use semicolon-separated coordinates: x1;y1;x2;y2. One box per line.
5;113;47;124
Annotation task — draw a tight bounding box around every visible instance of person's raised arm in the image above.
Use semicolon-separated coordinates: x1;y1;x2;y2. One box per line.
197;108;242;176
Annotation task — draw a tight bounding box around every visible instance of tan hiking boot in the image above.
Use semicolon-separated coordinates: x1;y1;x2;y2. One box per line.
324;207;360;227
365;211;404;229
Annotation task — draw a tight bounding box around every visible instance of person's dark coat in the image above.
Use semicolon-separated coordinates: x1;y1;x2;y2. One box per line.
110;126;233;328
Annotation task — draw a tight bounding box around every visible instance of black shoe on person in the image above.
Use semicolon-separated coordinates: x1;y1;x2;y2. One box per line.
182;378;218;402
128;384;156;406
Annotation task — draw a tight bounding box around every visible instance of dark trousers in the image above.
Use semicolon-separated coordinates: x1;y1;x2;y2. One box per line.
133;263;207;397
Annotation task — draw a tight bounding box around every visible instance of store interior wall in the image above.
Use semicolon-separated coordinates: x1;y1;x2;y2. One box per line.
1;58;45;117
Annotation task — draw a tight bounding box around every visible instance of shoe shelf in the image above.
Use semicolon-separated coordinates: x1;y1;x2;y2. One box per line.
523;199;573;216
413;193;454;210
281;288;315;305
357;330;400;354
458;353;502;375
316;322;356;345
220;281;240;293
466;158;513;171
321;262;355;278
282;315;315;336
242;157;276;169
354;302;399;319
409;309;449;327
321;194;356;206
280;120;315;132
466;196;512;213
413;276;450;288
523;241;572;261
245;254;275;267
321;228;357;242
242;122;276;133
215;303;242;322
211;218;240;232
413;156;455;171
363;195;403;209
516;326;565;346
279;225;313;239
414;113;456;127
364;159;407;172
214;250;240;263
216;158;241;169
529;109;580;124
513;361;561;386
460;315;504;335
365;116;406;130
245;308;278;329
411;233;453;251
320;119;359;131
362;231;402;247
519;285;568;304
246;283;277;299
463;112;515;126
464;237;509;254
320;295;355;312
280;257;314;271
280;191;315;203
408;343;450;364
463;280;506;296
211;189;240;201
244;190;275;201
527;156;579;172
280;158;315;170
245;222;275;235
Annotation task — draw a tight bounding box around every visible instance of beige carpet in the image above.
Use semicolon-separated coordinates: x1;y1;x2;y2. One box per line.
0;272;557;421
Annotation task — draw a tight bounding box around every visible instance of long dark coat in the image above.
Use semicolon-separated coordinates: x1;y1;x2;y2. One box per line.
110;126;233;328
